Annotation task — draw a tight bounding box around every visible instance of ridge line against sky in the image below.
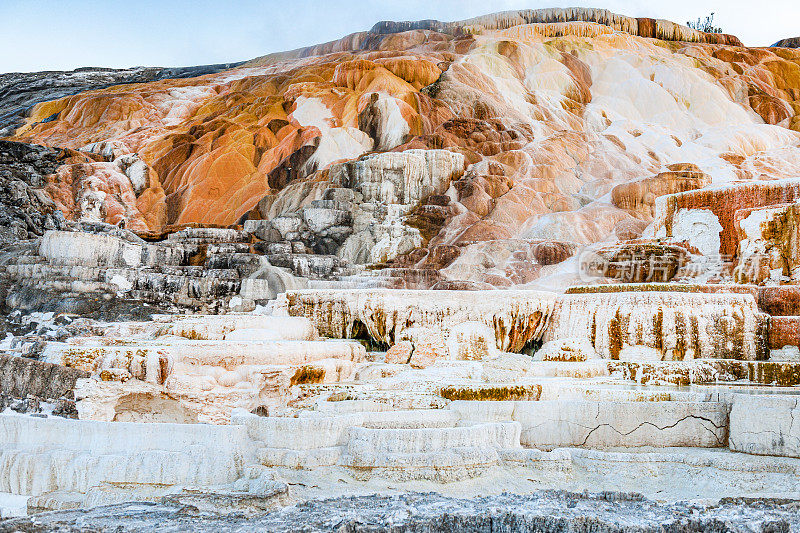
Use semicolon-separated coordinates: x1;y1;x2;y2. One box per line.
0;0;798;73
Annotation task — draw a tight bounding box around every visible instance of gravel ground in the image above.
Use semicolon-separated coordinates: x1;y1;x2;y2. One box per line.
1;490;798;532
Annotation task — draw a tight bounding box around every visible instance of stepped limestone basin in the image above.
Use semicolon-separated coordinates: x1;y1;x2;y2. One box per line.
277;289;556;351
547;287;769;360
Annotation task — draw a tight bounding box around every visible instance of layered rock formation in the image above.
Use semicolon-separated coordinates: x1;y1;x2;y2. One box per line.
547;289;768;360
4;7;800;288
277;288;553;351
4;5;800;525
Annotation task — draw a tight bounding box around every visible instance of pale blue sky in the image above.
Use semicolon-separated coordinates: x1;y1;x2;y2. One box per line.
0;0;797;73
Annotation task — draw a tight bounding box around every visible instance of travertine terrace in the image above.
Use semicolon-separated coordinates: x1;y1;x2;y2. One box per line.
2;6;800;529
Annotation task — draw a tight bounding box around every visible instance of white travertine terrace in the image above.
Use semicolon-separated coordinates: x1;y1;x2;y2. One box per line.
3;388;797;508
165;315;320;341
2;299;800;514
334;150;465;206
46;339;365;372
35;314;367;424
533;338;599;361
729;394;800;457
277;289;556;351
546;290;768;360
0;415;253;496
278;288;769;361
38;230;186;268
451;7;716;42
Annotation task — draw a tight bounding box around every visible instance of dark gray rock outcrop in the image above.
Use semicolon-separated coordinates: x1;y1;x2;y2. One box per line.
0;140;68;243
0;352;89;400
772;37;800;48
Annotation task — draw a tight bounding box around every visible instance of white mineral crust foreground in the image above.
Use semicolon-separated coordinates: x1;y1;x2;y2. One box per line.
3;286;800;522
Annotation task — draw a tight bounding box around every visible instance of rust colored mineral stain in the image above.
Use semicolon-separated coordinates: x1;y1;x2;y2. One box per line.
290;366;326;386
439;384;542;401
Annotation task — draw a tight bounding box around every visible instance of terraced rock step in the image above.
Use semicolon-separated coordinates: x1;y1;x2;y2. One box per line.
547;290;768;360
235;410;522;480
448;399;727;449
25;313;371;424
278;288;555;351
46;339;366;371
611;359;800;386
345;422;521;454
2;387;800;512
158;314;319;340
0;415;252;496
0;225;315;317
729;394;800;457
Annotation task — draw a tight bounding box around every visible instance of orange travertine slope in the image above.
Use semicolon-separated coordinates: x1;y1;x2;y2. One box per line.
5;8;800;287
